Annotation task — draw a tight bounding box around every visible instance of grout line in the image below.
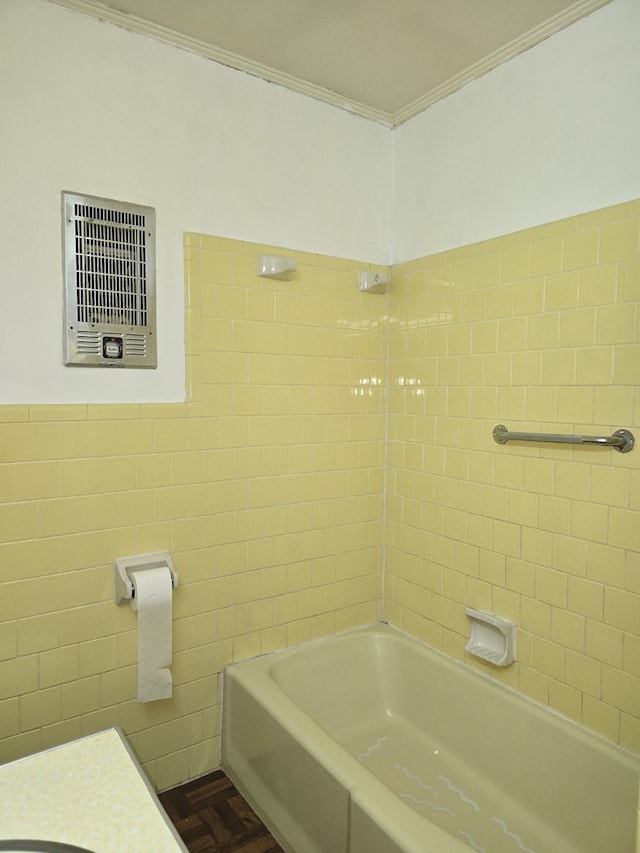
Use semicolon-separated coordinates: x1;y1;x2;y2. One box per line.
380;271;392;623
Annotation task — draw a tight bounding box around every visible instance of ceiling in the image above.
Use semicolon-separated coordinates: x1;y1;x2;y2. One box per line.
49;0;610;126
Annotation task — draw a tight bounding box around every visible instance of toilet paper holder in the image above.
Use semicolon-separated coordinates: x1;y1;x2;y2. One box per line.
114;552;179;604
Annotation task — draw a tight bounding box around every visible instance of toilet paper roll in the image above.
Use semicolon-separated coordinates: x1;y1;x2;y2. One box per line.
130;566;173;702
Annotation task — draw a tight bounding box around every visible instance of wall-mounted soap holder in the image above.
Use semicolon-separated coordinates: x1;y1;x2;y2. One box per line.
465;607;517;667
114;551;179;605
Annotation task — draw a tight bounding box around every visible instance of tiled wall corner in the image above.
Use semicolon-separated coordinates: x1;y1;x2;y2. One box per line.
0;199;637;792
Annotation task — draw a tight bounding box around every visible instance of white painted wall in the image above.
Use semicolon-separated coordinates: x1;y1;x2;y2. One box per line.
3;0;640;402
392;0;640;262
0;0;391;404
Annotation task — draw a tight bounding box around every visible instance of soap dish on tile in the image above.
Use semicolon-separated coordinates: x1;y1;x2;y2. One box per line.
465;607;517;667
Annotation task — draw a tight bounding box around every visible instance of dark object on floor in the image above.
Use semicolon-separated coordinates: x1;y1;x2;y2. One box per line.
160;769;284;852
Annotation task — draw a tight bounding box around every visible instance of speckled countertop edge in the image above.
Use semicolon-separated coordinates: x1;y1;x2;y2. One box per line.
0;728;187;853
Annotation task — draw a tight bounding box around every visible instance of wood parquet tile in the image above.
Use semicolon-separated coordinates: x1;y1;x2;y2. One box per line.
160;770;285;853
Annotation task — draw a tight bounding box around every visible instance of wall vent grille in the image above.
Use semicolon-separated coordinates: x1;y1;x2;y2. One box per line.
62;192;157;368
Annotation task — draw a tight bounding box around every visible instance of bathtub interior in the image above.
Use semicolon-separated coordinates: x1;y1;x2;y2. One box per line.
223;669;467;853
222;624;640;853
269;626;639;852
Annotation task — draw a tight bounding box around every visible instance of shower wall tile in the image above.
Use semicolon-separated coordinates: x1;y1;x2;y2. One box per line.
386;199;640;753
0;237;387;787
0;200;637;790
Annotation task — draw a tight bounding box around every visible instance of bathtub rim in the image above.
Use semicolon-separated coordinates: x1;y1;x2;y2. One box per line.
225;620;640;766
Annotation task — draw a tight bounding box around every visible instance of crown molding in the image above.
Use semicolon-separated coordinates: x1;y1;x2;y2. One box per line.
46;0;611;129
391;0;612;127
45;0;393;125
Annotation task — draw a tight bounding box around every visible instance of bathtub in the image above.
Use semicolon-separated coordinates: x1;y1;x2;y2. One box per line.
222;623;639;853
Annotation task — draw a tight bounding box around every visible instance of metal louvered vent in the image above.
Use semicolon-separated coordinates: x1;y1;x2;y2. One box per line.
62;192;157;368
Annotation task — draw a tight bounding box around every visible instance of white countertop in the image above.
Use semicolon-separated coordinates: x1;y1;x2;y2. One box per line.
0;728;188;853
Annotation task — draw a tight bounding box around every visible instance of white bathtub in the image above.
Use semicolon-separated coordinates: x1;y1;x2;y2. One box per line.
222;623;639;853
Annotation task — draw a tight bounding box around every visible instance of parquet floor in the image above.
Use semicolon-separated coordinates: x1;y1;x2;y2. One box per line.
160;769;284;853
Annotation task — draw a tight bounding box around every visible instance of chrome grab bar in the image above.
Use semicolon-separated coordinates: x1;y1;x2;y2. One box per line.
492;424;635;453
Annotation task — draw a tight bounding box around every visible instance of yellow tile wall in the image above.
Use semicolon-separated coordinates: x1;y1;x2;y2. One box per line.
0;236;387;789
386;199;640;753
1;200;638;792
